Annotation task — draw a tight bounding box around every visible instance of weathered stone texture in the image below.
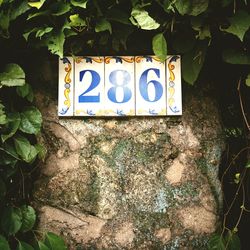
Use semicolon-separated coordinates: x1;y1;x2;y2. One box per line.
34;91;224;249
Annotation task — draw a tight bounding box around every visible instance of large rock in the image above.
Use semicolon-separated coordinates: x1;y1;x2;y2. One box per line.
34;89;224;249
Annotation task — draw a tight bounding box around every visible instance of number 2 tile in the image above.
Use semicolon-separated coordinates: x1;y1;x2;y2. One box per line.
74;56;105;116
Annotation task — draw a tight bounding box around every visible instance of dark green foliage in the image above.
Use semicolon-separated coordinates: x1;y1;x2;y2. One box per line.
0;63;67;248
0;1;249;249
0;0;249;85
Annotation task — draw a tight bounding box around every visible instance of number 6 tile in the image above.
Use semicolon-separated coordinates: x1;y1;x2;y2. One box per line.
135;56;167;116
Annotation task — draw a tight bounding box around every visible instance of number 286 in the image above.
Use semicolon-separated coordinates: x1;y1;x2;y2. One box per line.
78;68;163;103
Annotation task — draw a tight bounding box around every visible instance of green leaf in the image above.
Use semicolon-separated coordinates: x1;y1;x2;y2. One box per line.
70;0;88;8
0;178;6;201
51;2;71;16
10;1;31;21
225;231;241;250
222;48;250;65
221;10;250;41
0;103;7;125
14;135;38;163
28;0;46;9
46;30;65;58
208;234;226;250
245;161;250;168
20;205;36;232
23;28;39;40
35;27;53;39
1;112;21;142
35;144;47;161
44;232;67;250
16;83;34;102
182;41;207;85
69;14;86;27
19;106;42;134
95;18;112;34
1;207;22;235
152;33;167;62
17;241;34;250
191;16;211;40
174;0;209;16
34;241;49;250
0;64;25;87
0;234;10;250
130;7;160;30
0;10;10;38
27;10;50;20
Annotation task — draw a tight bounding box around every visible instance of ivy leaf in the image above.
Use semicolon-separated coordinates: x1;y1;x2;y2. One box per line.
44;232;67;250
69;14;86;27
0;235;10;250
70;0;88;8
95;18;112;34
0;102;7;125
0;64;25;87
182;41;207;85
34;241;49;250
208;234;225;250
222;48;250;65
14;135;38;163
46;30;65;58
222;10;250;41
1;112;21;142
174;0;209;16
0;10;10;38
27;10;50;20
16;83;34;102
35;144;47;161
17;241;34;250
130;7;160;30
10;1;31;21
20;205;36;233
51;2;71;16
245;161;250;168
191;16;211;40
28;0;46;9
152;33;167;62
20;106;42;135
36;27;53;39
1;207;22;235
0;178;6;201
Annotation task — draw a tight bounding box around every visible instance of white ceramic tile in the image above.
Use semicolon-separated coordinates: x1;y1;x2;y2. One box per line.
104;56;135;116
135;56;166;116
166;55;182;115
58;57;74;116
74;56;105;116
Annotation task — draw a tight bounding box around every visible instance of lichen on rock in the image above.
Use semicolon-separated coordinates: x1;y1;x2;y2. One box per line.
33;89;225;249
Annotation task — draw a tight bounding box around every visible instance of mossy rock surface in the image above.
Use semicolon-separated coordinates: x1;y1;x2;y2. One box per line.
33;88;225;249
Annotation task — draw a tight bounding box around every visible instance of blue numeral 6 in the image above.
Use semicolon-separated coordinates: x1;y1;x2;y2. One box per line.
139;68;163;102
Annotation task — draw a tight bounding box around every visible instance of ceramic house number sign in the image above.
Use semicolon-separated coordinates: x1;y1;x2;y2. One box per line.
58;56;182;117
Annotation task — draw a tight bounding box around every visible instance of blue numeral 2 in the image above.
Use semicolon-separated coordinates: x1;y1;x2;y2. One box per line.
79;70;100;102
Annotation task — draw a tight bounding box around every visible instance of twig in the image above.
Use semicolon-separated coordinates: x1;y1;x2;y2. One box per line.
237;78;250;131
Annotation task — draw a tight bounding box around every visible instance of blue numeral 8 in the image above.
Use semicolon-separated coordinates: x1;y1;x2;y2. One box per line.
108;70;132;103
